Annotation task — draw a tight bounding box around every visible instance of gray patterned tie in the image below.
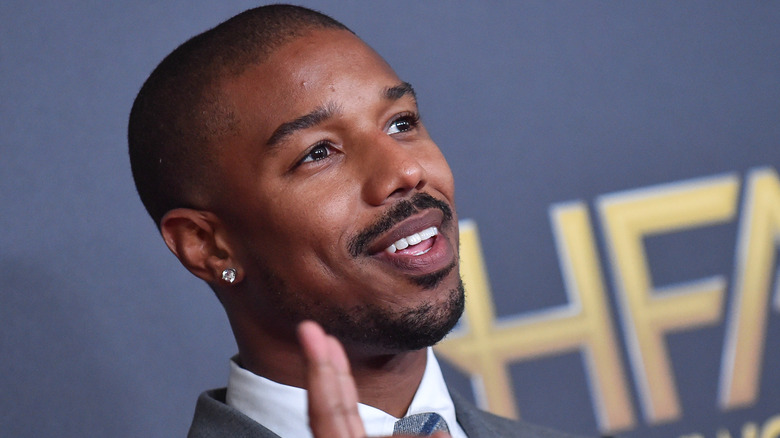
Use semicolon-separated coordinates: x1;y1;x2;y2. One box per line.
393;412;450;436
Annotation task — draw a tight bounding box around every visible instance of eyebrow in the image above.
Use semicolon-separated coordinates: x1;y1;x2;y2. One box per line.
265;81;418;147
384;81;417;102
266;102;340;147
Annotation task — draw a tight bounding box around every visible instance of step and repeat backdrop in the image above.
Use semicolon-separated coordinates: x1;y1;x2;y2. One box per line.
2;2;777;437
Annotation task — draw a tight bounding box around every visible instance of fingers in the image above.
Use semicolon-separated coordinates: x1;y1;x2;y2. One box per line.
298;320;366;438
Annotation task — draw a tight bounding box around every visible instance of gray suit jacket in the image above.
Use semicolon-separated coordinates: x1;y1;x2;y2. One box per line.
187;387;579;438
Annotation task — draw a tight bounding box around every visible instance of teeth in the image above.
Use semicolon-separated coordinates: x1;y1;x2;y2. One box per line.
419;227;437;240
385;226;438;254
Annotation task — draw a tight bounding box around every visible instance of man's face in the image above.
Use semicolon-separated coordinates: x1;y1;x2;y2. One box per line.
213;29;463;353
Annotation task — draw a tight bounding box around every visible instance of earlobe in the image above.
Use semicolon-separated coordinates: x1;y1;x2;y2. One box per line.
160;208;242;285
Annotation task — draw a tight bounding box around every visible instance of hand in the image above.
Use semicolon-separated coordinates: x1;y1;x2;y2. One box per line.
298;320;364;437
297;321;450;438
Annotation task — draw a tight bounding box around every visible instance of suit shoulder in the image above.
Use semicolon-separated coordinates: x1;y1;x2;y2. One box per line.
481;410;585;438
187;388;280;438
450;390;590;438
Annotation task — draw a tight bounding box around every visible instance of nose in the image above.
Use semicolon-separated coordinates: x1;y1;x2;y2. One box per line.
359;134;427;206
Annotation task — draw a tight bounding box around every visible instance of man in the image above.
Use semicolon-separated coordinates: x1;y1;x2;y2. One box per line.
129;4;575;438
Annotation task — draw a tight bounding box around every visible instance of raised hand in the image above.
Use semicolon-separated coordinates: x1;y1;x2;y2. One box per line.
298;320;365;437
297;320;450;438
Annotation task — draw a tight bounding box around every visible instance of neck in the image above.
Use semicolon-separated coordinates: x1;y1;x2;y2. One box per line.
348;347;428;417
230;317;428;418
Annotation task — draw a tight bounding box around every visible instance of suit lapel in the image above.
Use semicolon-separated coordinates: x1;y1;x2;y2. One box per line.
450;390;500;438
188;389;282;438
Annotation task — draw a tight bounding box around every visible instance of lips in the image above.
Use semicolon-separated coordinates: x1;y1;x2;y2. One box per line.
366;209;456;276
367;209;443;255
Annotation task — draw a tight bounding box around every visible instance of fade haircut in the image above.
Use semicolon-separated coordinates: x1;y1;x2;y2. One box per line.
128;4;351;227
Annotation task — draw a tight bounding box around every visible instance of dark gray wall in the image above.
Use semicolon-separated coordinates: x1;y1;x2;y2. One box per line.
2;1;778;437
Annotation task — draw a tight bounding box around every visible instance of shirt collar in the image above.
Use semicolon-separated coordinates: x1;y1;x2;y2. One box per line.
225;348;464;438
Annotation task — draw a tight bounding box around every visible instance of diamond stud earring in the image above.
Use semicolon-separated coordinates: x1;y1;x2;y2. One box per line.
221;268;237;284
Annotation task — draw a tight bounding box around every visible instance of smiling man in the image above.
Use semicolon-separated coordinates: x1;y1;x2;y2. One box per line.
129;4;573;438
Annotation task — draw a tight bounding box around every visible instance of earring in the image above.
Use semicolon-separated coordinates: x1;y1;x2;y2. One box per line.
221;268;237;284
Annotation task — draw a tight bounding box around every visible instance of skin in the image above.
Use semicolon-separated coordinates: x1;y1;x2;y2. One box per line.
299;320;449;438
160;28;461;432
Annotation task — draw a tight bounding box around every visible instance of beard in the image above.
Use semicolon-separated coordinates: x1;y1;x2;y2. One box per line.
259;264;465;353
322;277;465;352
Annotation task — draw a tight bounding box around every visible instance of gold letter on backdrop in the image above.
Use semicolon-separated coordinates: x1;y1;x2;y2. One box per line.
598;174;739;423
720;167;780;409
760;415;780;438
436;214;634;432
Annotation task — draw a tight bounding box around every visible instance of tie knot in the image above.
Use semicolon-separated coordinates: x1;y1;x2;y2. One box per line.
393;412;450;436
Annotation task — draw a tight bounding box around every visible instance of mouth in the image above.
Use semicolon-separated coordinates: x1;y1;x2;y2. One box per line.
346;192;457;277
349;192;454;256
366;208;443;256
367;209;456;276
384;226;438;255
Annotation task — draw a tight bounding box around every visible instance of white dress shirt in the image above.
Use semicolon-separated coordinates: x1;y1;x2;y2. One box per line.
226;348;468;438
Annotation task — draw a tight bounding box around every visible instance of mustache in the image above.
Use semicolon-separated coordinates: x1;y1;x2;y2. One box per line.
348;193;453;258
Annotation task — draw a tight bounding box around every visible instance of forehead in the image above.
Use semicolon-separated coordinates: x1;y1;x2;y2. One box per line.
219;29;403;130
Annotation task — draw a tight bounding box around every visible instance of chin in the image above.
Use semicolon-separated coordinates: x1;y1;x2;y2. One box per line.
324;277;466;353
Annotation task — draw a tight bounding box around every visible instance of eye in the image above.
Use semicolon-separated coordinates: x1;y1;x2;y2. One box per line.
387;113;420;135
298;142;332;165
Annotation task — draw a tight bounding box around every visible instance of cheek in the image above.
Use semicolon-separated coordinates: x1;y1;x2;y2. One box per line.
263;183;359;258
286;177;358;222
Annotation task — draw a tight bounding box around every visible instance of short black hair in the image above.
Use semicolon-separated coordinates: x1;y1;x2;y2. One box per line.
128;4;351;227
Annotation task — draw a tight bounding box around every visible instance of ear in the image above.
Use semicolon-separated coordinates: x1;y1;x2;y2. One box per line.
160;208;243;285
